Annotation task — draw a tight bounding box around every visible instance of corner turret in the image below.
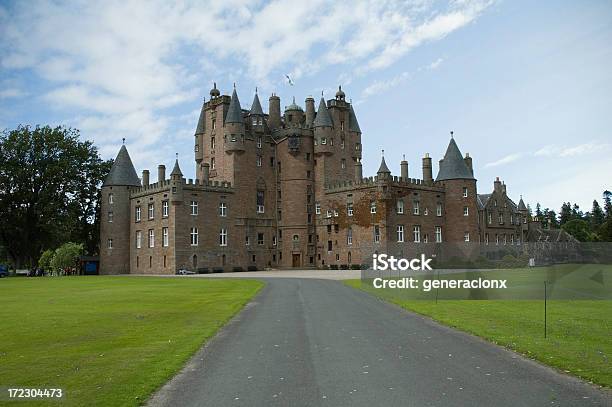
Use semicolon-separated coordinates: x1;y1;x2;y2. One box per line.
224;86;245;153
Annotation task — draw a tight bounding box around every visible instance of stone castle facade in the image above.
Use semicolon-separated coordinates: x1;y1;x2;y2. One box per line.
99;85;566;274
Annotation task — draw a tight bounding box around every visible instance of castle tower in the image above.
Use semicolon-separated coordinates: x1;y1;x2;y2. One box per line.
284;97;304;126
518;195;528;241
305;96;315;127
194;98;205;175
436;136;478;244
249;90;265;133
268;94;281;130
100;144;141;274
224;87;246;154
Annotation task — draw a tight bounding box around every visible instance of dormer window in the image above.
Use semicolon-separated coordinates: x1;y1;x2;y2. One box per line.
252;117;257;125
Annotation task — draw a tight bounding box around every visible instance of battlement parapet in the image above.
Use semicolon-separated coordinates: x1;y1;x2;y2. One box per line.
323;175;443;193
131;178;234;197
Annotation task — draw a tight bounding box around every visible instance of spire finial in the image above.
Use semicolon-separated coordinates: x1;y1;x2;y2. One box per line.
450;130;454;138
321;90;324;97
213;82;217;89
403;154;405;160
255;86;258;93
382;149;385;157
292;96;296;104
233;82;236;89
339;85;342;91
175;152;178;159
122;137;125;145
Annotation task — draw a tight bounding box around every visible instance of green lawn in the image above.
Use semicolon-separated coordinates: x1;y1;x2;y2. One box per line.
345;264;612;388
0;276;263;406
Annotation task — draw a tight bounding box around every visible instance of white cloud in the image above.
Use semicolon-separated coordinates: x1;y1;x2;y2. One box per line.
427;57;445;70
0;88;26;98
484;152;523;168
0;0;494;165
534;142;610;158
362;71;411;98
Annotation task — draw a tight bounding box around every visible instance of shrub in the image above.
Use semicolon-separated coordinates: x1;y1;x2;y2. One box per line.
330;264;338;270
350;264;361;270
232;266;244;272
196;267;209;274
50;242;83;274
38;249;55;272
340;264;349;270
247;266;258;271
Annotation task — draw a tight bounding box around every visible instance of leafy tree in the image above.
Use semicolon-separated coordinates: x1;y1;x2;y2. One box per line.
561;219;592;242
604;190;612;220
599;220;612;242
590;200;605;230
50;242;83;273
571;203;584;220
38;249;55;272
0;125;112;267
559;202;572;225
546;209;559;228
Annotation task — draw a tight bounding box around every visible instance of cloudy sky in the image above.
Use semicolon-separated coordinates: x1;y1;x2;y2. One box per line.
1;0;610;212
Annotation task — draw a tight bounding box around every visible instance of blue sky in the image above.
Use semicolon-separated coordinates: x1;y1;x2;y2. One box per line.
1;0;610;212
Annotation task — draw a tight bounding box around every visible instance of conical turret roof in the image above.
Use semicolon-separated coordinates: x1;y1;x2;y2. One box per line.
103;145;141;187
435;138;475;181
313;97;332;127
518;196;527;211
195;101;206;135
225;88;243;124
348;104;361;133
250;92;264;116
170;158;183;177
377;155;391;174
285;96;303;111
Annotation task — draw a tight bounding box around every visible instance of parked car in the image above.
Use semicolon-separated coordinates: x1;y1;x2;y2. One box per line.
177;269;196;275
0;265;8;278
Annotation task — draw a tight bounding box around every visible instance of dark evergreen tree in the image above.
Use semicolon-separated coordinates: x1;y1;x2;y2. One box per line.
559;202;572;225
590;200;605;230
603;190;612;220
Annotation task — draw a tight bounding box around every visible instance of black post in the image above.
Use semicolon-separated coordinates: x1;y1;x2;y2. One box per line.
544;281;547;339
435;269;440;304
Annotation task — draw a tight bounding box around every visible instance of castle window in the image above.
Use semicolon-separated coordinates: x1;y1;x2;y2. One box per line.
136;256;139;268
397;200;404;214
464;232;470;242
212;119;216;130
316;203;321;214
107;238;113;249
341;159;346;169
245;235;250;246
219;202;227;217
435;227;442;243
278;210;282;220
511;234;514;244
270;157;274;167
341;138;345;149
413;226;421;243
257;156;262;167
463;207;469;216
292;234;299;242
190;228;198;246
256;191;265;213
326;209;332;218
148;229;154;248
355;143;361;151
210;157;215;170
413;201;420;215
374;226;380;243
495;234;499;245
485;233;489;245
424;208;429;216
423;234;429;243
307;170;311;178
334;224;339;233
162;201;169;217
108;211;113;223
252;117;258;126
308;214;312;223
108;193;114;204
463;187;468;198
321;138;327;145
334;210;338;217
397;225;404;242
328;240;333;251
257;136;262;148
258;233;264;245
436;203;442;217
314;139;318;146
370;201;377;214
148;203;154;220
499;213;504;224
340;121;344;131
330;138;334;146
347;203;353;216
163;227;168;247
510;214;514;224
219;229;227;246
195;144;199;152
231;134;237;142
327;225;332;233
191;201;198;216
136;231;142;249
347;228;353;245
258;117;263;125
488;213;492;224
211;136;215;150
306;153;310;161
504;234;507;245
288;114;293;122
135;206;141;222
273;235;277;245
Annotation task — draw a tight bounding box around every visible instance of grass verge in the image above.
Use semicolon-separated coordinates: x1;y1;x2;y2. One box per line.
0;276;263;406
345;264;611;388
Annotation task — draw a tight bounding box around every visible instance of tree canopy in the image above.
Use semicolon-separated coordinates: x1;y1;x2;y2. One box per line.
0;125;112;267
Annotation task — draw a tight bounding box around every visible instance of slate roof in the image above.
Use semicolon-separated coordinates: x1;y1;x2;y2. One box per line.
377;156;391;174
103;145;141;187
170;159;183;177
518;197;527;211
435;138;475;181
225;88;244;124
195;101;206;135
285;96;303;111
250;92;264;115
348;104;361;133
313;97;332;127
477;194;492;209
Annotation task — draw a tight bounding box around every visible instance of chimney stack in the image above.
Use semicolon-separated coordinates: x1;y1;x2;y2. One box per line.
494;177;502;193
158;165;166;183
355;159;363;182
464;153;473;175
305;96;315;126
422;153;433;183
142;170;150;186
268;94;281;129
400;155;409;180
202;163;210;183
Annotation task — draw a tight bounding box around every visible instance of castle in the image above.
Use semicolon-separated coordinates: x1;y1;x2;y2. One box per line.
99;85;567;274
